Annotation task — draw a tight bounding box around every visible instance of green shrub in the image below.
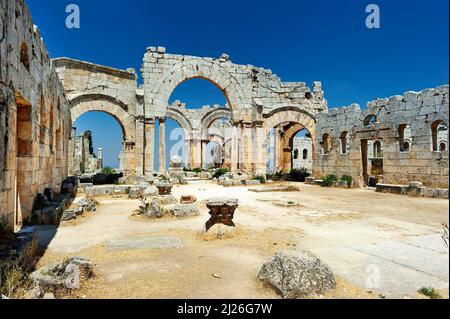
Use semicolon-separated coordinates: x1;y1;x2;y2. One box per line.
290;168;311;182
213;168;229;179
320;174;338;187
192;168;202;174
418;287;442;299
340;175;353;187
254;175;267;184
101;167;114;175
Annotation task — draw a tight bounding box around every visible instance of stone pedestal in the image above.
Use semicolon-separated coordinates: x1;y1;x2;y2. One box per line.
205;197;239;232
156;183;173;196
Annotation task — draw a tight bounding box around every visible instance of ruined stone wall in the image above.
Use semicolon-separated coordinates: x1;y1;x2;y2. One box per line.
142;47;327;123
292;137;313;171
72;131;102;175
0;0;72;227
314;86;449;188
53;58;138;176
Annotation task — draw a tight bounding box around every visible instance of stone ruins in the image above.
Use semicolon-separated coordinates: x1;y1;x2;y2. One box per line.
0;0;448;230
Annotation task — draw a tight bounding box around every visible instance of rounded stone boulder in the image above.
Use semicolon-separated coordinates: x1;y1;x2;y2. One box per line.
258;251;336;299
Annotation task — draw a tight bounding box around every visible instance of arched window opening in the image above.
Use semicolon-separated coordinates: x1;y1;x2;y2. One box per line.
364;114;378;126
403;142;410;152
303;149;308;160
293;149;299;160
432;120;448;152
440;143;447;152
399;124;412;152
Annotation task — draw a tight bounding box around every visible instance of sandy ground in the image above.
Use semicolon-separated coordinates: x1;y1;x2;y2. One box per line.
35;181;449;299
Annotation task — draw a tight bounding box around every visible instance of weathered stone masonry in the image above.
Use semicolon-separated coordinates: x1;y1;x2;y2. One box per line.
0;0;72;228
314;86;449;187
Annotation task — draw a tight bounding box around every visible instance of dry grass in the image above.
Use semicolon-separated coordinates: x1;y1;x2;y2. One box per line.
0;233;39;298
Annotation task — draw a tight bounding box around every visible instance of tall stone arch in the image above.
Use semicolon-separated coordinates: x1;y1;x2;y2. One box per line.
263;107;316;173
69;94;137;176
144;57;249;119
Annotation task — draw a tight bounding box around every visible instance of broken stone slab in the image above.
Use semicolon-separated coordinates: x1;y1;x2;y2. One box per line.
106;236;183;252
305;177;315;185
60;210;77;222
258;251;336;299
30;257;94;292
244;180;261;186
170;204;200;218
376;183;407;195
77;198;96;212
154;194;178;205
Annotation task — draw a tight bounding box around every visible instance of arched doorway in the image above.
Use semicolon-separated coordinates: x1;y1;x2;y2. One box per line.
263;108;316;175
73;111;124;175
69;94;136;176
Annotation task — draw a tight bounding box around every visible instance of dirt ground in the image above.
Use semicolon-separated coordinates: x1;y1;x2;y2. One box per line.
35;181;449;299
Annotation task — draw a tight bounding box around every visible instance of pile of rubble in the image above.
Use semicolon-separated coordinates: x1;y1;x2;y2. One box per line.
218;173;262;187
60;198;97;222
135;184;200;219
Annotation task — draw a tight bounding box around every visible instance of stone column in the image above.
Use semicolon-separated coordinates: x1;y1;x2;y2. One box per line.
241;123;253;173
273;127;281;172
201;140;208;170
230;126;239;173
190;139;202;169
252;124;265;176
134;117;145;176
158;118;166;173
184;138;191;169
144;118;155;176
67;127;76;176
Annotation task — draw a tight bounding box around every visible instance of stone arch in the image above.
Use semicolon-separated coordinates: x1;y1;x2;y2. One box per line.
263;108;316;173
151;59;248;117
263;108;316;138
167;108;193;140
201;108;232;139
69;94;135;142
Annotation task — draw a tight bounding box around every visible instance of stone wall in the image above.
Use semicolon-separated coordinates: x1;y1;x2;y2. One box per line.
72;130;102;175
292;137;313;172
0;0;72;228
314;86;449;188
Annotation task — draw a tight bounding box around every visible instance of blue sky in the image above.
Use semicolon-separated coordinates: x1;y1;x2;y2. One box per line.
27;0;449;168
